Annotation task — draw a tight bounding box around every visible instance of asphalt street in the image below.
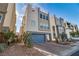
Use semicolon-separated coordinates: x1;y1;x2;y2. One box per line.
71;50;79;56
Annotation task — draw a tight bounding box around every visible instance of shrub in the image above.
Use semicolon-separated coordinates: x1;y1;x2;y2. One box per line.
70;31;79;37
4;31;15;45
0;43;7;52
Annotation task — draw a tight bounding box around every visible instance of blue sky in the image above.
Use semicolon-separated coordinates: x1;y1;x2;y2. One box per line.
16;3;79;32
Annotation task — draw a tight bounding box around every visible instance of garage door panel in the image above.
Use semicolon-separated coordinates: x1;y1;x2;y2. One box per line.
32;35;45;44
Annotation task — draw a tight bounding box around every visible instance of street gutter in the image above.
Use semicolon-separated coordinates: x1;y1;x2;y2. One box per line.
60;45;79;56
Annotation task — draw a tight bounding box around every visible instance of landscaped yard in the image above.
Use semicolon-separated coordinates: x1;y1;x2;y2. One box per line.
0;31;46;56
0;43;45;56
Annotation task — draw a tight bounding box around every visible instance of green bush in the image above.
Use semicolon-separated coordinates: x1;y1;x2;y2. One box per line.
70;31;79;37
4;31;15;43
0;43;7;52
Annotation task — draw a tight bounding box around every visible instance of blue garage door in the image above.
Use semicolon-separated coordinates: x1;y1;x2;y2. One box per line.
32;35;45;44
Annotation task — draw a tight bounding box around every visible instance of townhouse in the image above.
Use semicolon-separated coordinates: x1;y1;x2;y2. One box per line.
22;4;51;43
64;21;78;39
0;3;8;32
3;3;16;33
21;4;78;43
50;15;65;42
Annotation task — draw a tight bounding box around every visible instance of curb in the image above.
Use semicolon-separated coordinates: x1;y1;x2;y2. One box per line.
33;47;58;56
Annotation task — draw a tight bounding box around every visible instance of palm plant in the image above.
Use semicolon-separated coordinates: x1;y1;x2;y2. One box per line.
23;32;32;48
4;31;15;45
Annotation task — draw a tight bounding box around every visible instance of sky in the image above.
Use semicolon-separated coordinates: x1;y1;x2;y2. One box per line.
16;3;79;32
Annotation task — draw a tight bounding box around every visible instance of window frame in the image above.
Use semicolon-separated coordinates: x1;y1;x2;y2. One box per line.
46;16;48;20
40;14;42;19
43;15;45;19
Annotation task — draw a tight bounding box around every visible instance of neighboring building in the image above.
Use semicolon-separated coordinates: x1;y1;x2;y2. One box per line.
22;4;51;43
0;3;8;32
72;24;78;32
64;21;78;39
64;21;72;39
19;26;24;36
50;15;65;42
3;3;16;33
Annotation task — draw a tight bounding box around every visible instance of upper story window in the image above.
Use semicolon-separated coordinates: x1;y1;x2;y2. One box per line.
0;14;3;23
32;9;35;12
46;16;48;20
40;23;49;30
43;15;45;19
40;14;42;18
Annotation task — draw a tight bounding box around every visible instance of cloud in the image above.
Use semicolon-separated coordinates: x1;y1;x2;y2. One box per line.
16;10;23;22
16;4;26;22
16;16;23;32
22;4;27;11
16;4;27;32
32;3;48;13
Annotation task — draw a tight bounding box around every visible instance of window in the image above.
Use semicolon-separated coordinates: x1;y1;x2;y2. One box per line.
40;26;43;29
40;23;49;30
0;15;2;19
32;10;35;12
0;15;3;23
40;14;42;18
43;15;45;19
2;27;9;32
45;24;49;29
46;16;48;20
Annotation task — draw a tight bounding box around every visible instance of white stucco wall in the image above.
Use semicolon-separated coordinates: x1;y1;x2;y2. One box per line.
66;29;72;39
25;5;38;32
